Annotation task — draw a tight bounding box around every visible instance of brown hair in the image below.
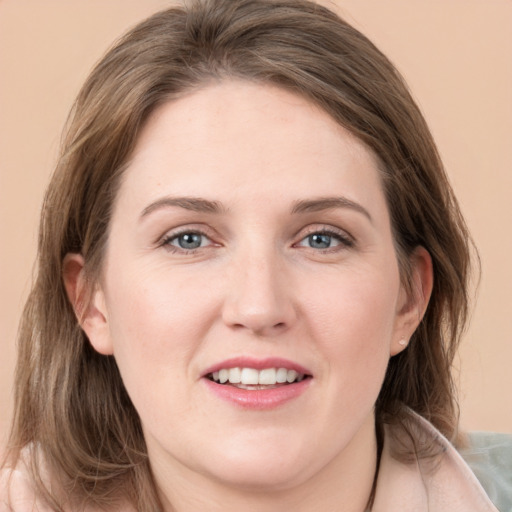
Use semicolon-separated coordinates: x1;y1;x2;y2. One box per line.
4;0;473;509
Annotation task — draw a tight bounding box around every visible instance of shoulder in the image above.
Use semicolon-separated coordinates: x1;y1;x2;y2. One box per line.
373;409;500;512
1;444;59;511
0;463;50;511
461;431;512;512
0;452;136;512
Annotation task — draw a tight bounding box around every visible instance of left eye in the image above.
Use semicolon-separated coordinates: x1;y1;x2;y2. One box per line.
297;232;349;250
164;232;210;250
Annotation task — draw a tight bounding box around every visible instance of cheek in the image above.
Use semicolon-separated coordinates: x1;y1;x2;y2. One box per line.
106;262;215;340
102;268;219;403
308;267;398;344
303;267;398;390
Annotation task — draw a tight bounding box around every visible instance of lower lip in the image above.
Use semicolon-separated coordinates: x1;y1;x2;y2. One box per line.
202;378;311;410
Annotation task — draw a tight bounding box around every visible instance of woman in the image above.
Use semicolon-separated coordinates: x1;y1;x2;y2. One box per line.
0;0;504;510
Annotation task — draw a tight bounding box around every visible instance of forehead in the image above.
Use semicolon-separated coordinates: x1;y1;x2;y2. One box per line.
115;80;387;219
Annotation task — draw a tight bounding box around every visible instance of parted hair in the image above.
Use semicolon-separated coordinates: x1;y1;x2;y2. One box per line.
4;0;473;510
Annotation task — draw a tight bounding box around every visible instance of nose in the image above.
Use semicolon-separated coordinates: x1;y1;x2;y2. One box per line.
222;248;297;337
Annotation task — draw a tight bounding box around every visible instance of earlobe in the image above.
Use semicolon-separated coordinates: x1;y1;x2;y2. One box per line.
62;253;114;355
391;246;433;356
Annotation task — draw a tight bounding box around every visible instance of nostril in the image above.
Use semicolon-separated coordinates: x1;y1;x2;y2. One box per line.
222;295;296;336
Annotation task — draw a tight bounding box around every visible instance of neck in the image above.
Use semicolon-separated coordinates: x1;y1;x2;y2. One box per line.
150;414;378;512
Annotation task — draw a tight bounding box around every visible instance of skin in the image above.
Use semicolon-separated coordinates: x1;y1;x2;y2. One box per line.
65;80;432;511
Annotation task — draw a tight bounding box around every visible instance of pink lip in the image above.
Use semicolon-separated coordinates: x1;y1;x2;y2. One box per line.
201;356;313;410
203;378;311;410
201;356;311;377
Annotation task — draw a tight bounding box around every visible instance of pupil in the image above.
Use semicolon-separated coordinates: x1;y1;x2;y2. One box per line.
179;233;202;249
310;234;331;249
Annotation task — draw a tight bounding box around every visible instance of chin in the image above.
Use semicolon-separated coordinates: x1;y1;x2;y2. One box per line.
208;460;310;492
197;435;323;492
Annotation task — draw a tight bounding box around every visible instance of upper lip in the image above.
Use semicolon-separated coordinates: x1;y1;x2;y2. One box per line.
202;357;312;377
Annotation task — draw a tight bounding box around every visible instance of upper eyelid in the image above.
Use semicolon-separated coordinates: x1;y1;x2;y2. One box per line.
163;227;210;238
295;224;354;242
163;231;210;243
158;224;216;243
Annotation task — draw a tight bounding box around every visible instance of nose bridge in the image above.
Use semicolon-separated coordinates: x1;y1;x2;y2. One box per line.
222;240;295;335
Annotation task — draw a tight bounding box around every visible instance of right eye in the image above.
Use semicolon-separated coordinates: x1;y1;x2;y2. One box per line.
162;231;212;251
301;232;341;250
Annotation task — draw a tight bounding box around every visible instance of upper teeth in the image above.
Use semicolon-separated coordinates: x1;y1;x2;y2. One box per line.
211;368;304;385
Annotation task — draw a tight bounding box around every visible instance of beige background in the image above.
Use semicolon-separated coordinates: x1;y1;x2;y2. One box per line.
1;1;511;445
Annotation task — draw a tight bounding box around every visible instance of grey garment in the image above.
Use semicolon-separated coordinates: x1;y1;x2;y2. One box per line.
461;432;512;512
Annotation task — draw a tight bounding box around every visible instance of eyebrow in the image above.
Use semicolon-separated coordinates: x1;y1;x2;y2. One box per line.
291;197;372;222
140;197;225;219
140;195;372;222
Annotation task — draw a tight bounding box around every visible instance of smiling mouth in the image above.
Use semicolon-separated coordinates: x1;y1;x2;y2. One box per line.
206;367;311;389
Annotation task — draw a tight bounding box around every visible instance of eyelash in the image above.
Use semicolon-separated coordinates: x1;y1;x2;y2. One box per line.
159;226;355;254
160;229;214;254
294;227;355;252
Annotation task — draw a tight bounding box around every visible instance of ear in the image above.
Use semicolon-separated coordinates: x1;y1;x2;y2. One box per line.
390;246;433;356
62;253;114;355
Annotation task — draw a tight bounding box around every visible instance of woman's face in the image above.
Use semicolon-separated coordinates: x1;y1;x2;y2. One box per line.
81;81;424;492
